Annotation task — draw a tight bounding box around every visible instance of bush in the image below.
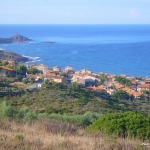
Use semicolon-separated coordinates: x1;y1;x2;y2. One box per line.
0;101;17;120
0;101;38;123
87;112;150;140
24;111;38;123
49;112;102;127
22;78;28;84
27;67;42;74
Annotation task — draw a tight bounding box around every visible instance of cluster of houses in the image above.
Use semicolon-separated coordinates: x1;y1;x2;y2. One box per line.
1;63;150;99
26;64;99;85
25;64;150;99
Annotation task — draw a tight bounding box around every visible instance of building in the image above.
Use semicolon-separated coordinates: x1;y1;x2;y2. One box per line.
121;87;142;98
64;66;73;72
46;70;57;78
83;76;99;86
31;64;48;74
107;89;115;95
71;74;99;86
50;76;67;84
75;69;92;75
137;84;150;92
53;66;61;72
0;66;15;76
26;73;44;81
87;85;105;92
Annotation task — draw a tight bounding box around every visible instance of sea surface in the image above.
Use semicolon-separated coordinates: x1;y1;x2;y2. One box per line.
0;24;150;77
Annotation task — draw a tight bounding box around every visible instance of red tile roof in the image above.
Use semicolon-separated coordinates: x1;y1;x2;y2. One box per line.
0;66;15;71
139;84;150;88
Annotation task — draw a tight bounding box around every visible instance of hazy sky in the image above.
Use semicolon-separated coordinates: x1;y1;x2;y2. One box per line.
0;0;150;24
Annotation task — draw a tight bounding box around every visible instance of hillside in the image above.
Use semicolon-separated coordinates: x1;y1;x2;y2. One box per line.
0;49;30;62
0;82;150;149
0;33;32;44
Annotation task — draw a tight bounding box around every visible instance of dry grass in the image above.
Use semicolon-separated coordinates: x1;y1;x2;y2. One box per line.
10;82;29;88
0;119;148;150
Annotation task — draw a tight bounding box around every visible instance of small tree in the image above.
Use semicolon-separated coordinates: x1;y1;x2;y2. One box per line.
22;78;28;84
112;90;129;101
28;78;35;84
2;61;9;66
27;67;42;74
98;74;107;85
115;76;131;86
16;64;27;76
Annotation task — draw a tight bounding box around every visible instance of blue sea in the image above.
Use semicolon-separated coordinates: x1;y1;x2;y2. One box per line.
0;24;150;77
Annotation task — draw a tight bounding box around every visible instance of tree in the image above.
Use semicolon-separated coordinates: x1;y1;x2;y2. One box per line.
27;67;42;74
22;78;28;84
112;90;129;101
98;74;107;85
94;91;111;100
28;78;35;84
16;64;27;76
115;76;131;86
2;61;9;66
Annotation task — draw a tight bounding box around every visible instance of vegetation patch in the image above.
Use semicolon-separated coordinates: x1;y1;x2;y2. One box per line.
87;112;150;140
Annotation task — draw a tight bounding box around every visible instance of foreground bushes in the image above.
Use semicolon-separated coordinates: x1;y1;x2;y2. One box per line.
0;101;38;123
87;112;150;140
49;112;102;126
1;100;150;140
0;101;102;127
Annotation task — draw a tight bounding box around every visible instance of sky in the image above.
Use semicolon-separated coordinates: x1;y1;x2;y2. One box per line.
0;0;150;24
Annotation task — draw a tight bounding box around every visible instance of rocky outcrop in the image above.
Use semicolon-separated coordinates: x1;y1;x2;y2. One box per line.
0;49;30;62
0;33;32;44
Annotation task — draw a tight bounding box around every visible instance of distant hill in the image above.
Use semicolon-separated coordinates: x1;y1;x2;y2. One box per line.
0;33;32;44
0;49;30;62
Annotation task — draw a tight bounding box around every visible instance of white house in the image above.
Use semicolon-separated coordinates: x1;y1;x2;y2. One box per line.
64;66;73;72
53;66;61;72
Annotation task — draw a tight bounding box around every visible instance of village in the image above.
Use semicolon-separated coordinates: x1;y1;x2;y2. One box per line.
0;59;150;100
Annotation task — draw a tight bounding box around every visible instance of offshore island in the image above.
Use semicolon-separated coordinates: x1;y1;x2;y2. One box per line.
0;48;150;149
0;33;32;44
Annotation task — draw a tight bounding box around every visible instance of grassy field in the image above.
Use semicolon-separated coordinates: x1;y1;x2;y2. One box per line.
0;119;146;150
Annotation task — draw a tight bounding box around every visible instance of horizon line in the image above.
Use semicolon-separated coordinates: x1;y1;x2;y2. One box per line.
0;23;150;25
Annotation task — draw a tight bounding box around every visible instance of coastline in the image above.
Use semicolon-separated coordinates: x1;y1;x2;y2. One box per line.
23;55;41;63
0;25;150;77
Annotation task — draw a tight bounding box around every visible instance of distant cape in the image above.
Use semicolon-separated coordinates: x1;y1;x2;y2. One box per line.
0;33;32;44
0;49;31;62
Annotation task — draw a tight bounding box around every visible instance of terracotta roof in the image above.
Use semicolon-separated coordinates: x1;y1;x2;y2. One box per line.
121;87;142;97
131;81;138;85
145;81;150;84
87;85;105;92
128;91;142;97
0;66;15;71
139;84;150;88
134;92;142;97
115;84;124;89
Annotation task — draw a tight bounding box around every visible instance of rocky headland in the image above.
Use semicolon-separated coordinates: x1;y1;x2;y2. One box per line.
0;33;32;44
0;49;31;62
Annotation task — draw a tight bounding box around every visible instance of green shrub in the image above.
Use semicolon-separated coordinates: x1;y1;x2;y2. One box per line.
49;112;102;126
24;111;38;123
15;106;30;120
0;101;38;123
0;101;17;120
87;112;150;140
